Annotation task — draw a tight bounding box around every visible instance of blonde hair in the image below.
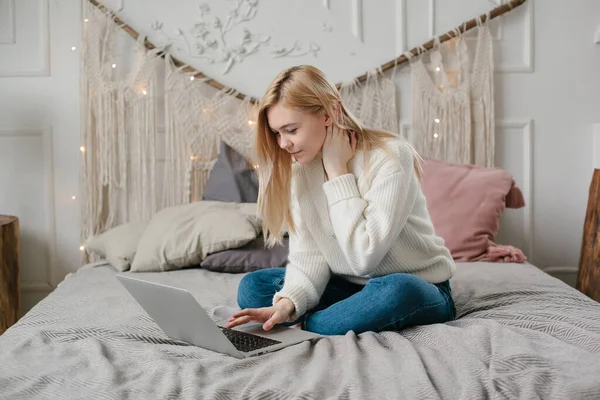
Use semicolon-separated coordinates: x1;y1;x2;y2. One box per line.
254;65;421;247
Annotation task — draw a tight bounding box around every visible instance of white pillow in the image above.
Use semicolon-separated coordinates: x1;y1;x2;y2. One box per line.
130;201;261;272
84;221;148;272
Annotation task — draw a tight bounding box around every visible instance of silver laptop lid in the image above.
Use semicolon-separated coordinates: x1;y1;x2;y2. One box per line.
116;274;244;358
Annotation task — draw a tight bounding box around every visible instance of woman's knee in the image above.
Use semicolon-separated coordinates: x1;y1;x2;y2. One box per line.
237;268;285;309
369;273;443;309
370;273;454;326
370;273;425;294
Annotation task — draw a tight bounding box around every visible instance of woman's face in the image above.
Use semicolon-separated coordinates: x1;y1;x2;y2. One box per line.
266;102;331;164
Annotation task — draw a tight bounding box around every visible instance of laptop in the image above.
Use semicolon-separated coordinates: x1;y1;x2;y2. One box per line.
116;274;322;359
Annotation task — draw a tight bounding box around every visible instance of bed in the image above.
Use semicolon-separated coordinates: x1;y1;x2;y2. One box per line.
1;258;600;399
3;139;600;399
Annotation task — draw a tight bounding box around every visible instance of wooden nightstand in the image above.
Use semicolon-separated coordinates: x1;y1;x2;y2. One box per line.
0;215;19;334
577;169;600;302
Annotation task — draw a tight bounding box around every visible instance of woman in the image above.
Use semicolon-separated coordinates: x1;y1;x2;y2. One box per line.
226;65;456;336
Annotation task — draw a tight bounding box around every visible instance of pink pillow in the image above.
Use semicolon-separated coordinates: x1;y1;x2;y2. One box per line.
420;157;526;263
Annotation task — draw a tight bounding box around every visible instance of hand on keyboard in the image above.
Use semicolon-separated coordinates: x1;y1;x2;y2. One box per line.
226;299;295;331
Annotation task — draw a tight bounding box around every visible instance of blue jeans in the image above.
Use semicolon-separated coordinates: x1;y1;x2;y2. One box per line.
237;268;456;336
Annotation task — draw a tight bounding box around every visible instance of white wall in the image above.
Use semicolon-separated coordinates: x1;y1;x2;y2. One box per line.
1;0;599;313
0;0;82;314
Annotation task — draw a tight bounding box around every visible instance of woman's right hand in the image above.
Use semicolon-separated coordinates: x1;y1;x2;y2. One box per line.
226;298;295;331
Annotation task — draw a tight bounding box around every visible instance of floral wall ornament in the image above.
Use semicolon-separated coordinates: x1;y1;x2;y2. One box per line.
151;0;270;74
271;41;320;58
148;0;322;74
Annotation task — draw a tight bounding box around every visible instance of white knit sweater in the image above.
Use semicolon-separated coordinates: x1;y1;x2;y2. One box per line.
273;138;456;320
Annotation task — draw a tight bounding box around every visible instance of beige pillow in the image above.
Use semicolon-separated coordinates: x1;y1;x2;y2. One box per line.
130;201;261;272
84;221;148;272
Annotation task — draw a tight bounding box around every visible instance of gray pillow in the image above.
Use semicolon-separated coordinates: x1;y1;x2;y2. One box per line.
200;236;289;273
84;221;148;272
130;201;260;272
203;140;259;203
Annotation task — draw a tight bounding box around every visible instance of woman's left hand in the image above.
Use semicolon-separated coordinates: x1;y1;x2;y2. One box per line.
226;298;295;331
322;124;357;180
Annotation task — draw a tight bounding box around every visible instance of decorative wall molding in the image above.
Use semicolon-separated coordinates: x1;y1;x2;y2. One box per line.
497;119;534;261
428;0;436;43
0;126;57;293
320;0;363;42
351;0;363;42
0;0;50;77
395;0;407;56
0;0;16;44
400;122;412;142
37;0;51;77
593;124;600;169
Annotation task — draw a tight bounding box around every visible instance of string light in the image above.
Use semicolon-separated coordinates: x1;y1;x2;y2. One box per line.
84;18;89;22
433;133;439;139
190;76;195;81
435;67;441;72
248;120;255;125
434;118;440;123
80;146;86;152
190;155;198;160
112;63;117;68
253;164;259;169
142;90;148;96
71;46;77;51
71;196;76;200
79;245;85;251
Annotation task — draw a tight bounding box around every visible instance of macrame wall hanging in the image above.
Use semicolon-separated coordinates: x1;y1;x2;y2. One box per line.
80;2;398;249
81;0;526;258
406;14;495;167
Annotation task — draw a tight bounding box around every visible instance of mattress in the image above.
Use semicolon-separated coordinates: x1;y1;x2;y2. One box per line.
1;261;599;399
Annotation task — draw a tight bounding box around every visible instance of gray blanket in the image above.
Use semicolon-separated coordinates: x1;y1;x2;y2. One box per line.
1;261;600;399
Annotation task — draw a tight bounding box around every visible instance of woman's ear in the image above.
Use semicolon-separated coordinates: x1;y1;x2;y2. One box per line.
323;110;333;126
324;102;342;126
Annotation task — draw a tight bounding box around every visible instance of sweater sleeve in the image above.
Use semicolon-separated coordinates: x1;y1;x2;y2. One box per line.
273;195;330;321
322;145;418;276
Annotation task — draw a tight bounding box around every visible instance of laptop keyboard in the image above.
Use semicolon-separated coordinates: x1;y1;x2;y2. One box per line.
218;326;282;353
